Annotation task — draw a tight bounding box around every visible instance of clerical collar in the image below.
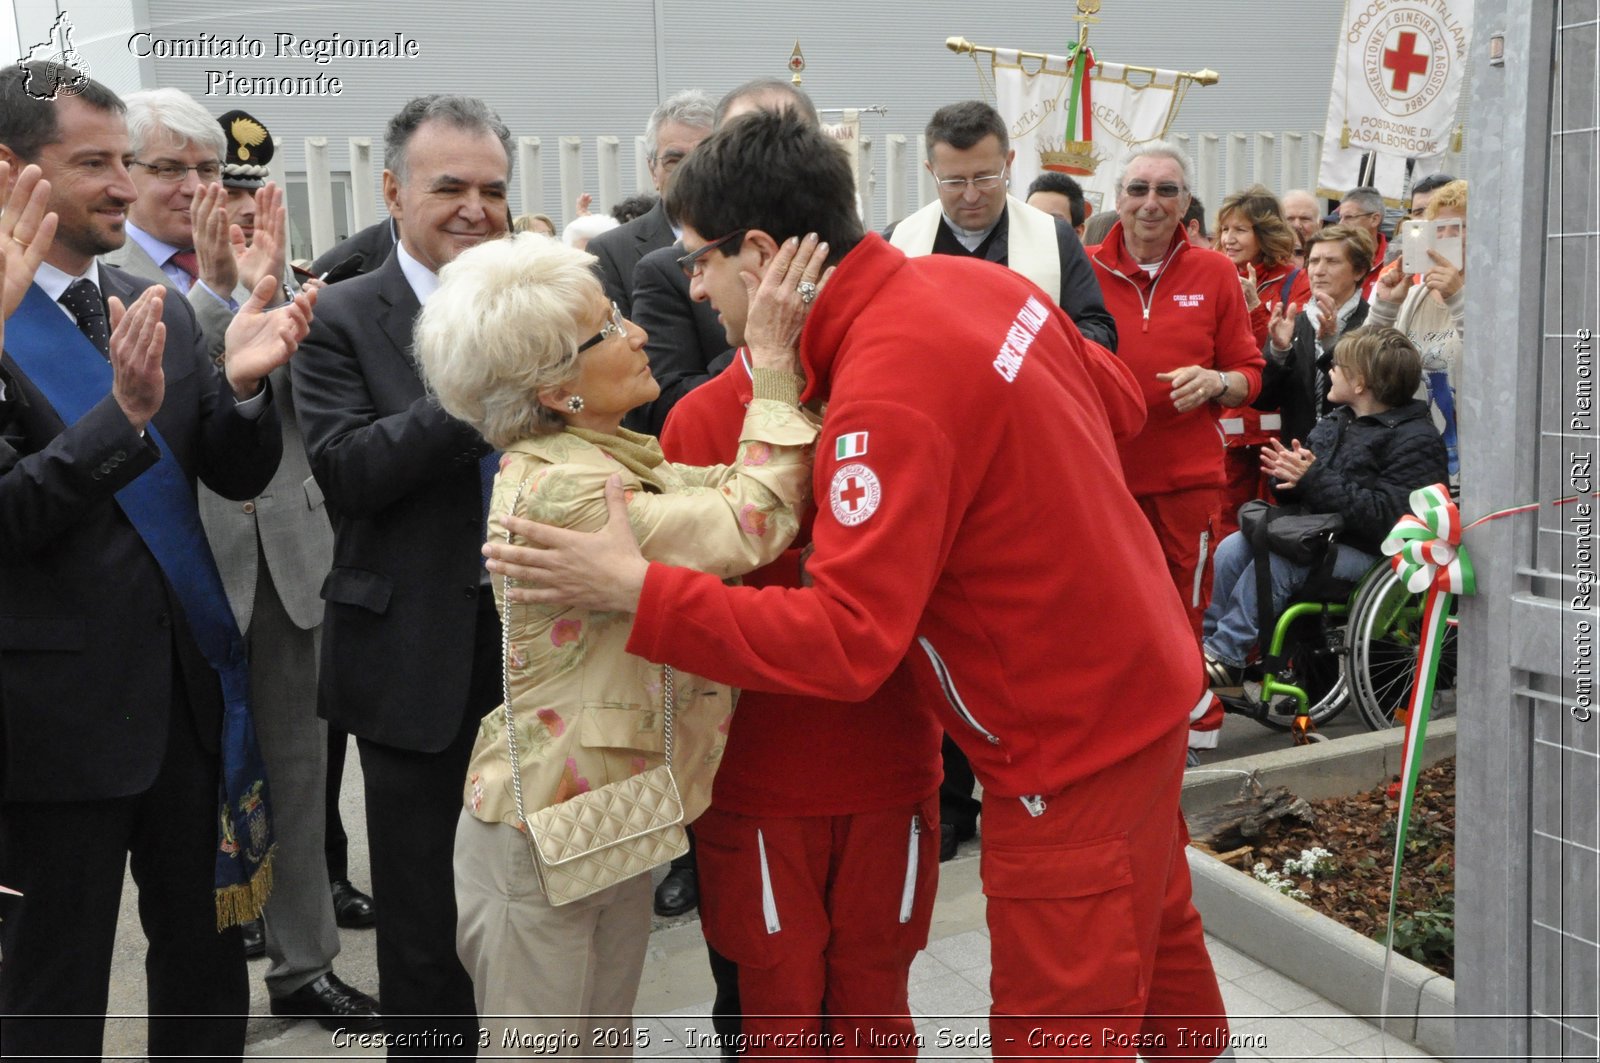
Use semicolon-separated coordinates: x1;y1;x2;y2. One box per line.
941;212;1001;253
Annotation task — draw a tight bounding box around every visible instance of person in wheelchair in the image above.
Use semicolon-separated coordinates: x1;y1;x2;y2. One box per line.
1202;326;1448;690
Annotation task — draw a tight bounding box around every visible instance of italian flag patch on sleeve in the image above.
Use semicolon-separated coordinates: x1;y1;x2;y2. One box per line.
834;432;868;460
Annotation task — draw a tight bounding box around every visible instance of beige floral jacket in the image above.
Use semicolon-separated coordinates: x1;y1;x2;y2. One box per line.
466;382;817;831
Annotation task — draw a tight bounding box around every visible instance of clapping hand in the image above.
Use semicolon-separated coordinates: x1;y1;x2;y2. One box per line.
1238;262;1260;311
1267;300;1299;351
191;182;239;296
1311;289;1339;340
221;275;317;400
1261;436;1315;489
232;182;289;305
0;161;59;325
107;286;168;431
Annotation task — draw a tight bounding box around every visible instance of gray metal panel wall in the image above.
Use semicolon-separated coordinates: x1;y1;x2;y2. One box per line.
137;0;1352;235
1457;0;1600;1058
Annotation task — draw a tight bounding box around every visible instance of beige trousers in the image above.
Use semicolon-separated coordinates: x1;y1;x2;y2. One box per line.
454;810;653;1058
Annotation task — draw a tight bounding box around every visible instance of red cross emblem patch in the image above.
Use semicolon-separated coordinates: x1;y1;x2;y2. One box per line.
829;462;882;527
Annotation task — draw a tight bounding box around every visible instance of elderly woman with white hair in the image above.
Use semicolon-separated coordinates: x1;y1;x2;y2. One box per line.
415;230;826;1051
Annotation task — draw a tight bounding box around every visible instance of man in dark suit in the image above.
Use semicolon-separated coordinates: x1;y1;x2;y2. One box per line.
0;64;312;1061
197;110;380;1030
586;89;714;317
618;81;819;438
621;242;732;436
292;93;512;1056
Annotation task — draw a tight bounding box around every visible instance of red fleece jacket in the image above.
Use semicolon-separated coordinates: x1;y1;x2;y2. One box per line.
629;236;1205;797
1088;224;1264;498
659;357;941;816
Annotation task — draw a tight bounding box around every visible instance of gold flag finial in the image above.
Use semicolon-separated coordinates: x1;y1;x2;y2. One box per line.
789;41;805;85
1075;0;1102;49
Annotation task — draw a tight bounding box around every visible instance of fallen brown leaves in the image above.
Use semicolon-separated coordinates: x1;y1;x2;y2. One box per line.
1228;758;1456;979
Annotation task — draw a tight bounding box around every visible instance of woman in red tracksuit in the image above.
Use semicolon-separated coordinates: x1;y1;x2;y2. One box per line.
1213;186;1300;536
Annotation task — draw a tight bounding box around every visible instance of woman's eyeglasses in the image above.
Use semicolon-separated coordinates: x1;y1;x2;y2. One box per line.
577;301;627;353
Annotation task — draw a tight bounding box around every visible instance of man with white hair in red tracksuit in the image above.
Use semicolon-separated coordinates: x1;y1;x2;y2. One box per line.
488;110;1239;1061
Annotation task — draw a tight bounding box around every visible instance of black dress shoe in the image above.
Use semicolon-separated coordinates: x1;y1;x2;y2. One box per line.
330;878;376;928
270;972;382;1032
939;820;977;863
242;918;265;959
653;866;698;917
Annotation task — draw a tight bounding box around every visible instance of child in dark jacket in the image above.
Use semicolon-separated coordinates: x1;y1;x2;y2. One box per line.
1203;326;1449;684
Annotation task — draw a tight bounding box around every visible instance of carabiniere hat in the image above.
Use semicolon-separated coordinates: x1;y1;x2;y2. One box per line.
218;109;274;190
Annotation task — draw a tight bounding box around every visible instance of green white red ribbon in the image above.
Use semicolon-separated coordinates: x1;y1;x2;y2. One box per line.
1377;486;1465;966
1062;43;1094;143
1375;484;1595;1032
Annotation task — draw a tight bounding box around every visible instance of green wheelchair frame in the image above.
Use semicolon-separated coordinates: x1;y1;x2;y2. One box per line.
1226;560;1459;742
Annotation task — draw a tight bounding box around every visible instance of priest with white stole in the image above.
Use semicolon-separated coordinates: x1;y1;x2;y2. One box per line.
886;98;1119;864
887;99;1118;353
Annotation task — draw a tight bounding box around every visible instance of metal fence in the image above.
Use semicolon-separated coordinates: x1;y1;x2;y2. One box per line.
1457;0;1600;1058
281;126;1470;264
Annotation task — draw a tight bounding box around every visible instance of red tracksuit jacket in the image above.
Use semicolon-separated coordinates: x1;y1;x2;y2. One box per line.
628;235;1206;798
1088;224;1264;498
659;357;942;816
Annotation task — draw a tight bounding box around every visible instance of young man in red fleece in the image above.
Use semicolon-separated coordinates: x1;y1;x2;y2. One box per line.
489;111;1237;1061
1087;142;1263;753
659;352;943;1055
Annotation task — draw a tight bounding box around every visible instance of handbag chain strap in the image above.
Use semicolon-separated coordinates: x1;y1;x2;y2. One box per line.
496;478;674;837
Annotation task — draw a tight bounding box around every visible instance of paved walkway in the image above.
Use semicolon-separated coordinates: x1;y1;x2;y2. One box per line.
101;721;1445;1060
231;850;1442;1061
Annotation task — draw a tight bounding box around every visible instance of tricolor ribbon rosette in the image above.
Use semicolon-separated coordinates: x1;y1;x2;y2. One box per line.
1376;483;1473;1030
1381;483;1476;595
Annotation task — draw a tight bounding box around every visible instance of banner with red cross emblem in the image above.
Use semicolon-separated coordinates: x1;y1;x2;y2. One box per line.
1315;0;1473;205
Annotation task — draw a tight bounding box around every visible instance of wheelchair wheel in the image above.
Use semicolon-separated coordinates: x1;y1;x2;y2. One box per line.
1345;566;1458;730
1252;608;1350;731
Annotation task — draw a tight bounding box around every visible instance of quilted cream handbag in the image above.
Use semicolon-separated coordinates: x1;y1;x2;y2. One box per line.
499;481;689;907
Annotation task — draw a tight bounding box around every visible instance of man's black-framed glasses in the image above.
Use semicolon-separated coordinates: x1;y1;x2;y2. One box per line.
577;301;627;353
677;229;748;278
1122;181;1186;199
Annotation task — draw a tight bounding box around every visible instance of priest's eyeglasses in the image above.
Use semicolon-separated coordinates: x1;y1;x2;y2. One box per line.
133;159;223;183
934;171;1007;193
577;301;627;353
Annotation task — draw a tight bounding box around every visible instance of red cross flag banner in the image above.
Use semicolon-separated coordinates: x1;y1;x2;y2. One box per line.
1316;0;1474;204
989;47;1190;215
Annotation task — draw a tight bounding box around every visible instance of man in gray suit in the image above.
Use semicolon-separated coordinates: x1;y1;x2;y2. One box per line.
193;110;381;1031
586;89;714;317
103;89;292;361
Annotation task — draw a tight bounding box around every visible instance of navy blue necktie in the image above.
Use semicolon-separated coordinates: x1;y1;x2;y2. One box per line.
58;278;110;358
